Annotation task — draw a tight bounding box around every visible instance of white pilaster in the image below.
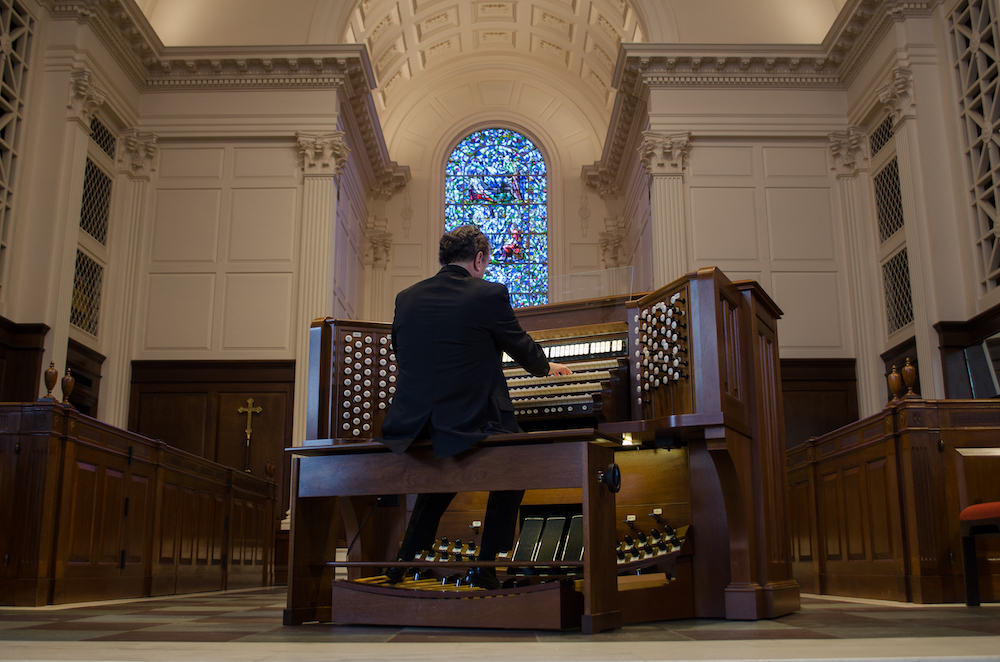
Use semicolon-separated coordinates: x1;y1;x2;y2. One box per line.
878;67;941;397
45;68;107;395
364;229;392;322
292;132;349;445
830;127;886;415
103;129;157;426
640;131;691;286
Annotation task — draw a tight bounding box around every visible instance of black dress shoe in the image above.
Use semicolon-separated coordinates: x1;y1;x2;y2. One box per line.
383;566;406;584
465;567;501;590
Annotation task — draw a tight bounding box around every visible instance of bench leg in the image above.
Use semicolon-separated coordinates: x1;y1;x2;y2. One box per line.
962;535;980;607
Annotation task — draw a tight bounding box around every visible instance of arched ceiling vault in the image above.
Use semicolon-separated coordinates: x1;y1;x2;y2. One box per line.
138;0;847;162
338;0;644;121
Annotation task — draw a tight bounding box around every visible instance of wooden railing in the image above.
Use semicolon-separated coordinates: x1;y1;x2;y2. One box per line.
0;403;276;606
786;399;1000;603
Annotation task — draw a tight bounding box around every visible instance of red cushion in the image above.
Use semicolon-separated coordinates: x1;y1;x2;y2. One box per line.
961;501;1000;521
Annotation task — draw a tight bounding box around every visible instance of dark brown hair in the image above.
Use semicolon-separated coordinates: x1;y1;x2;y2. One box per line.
439;225;490;266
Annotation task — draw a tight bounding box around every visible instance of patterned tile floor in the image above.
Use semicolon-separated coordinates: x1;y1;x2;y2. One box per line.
0;588;997;661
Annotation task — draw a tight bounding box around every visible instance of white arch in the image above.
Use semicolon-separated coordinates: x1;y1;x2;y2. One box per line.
630;0;679;42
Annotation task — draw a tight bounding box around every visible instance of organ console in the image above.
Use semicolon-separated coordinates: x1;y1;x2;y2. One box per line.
286;267;799;631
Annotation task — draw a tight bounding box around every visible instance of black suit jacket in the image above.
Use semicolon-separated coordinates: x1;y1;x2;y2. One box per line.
378;264;550;459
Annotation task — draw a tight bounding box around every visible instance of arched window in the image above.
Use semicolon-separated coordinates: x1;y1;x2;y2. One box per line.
445;128;548;307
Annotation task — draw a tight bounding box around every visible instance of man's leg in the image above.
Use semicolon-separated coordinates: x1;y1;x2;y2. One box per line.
478;489;524;560
396;492;457;561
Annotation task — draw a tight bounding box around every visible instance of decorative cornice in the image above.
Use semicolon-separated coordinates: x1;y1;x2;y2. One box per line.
626;50;842;89
639;131;691;176
117;128;158;178
582;56;646;199
67;67;107;125
829;126;869;176
144;56;358;90
884;0;942;20
45;0;158;90
43;2;411;198
583;0;932;198
877;66;916;123
297;132;350;176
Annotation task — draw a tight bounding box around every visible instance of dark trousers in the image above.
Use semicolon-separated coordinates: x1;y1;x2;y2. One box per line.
396;490;524;562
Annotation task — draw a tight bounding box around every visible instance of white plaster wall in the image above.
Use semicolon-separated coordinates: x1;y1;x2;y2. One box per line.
136;142;302;359
684;140;851;359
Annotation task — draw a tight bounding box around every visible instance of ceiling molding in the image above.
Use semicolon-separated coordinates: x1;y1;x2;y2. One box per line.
583;0;941;196
41;0;408;195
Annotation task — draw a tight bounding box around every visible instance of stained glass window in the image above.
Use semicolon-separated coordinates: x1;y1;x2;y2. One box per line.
445;128;548;307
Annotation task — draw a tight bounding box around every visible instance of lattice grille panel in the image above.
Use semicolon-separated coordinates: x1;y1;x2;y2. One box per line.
89;116;116;158
71;250;103;335
951;0;1000;292
873;157;905;243
882;248;914;335
80;157;111;245
0;0;33;296
869;115;895;156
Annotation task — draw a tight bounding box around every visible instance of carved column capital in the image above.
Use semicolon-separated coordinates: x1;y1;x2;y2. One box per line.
68;68;107;126
829;127;869;177
877;67;915;124
599;230;626;269
639;131;691;176
367;231;392;269
117;128;158;178
296;131;349;176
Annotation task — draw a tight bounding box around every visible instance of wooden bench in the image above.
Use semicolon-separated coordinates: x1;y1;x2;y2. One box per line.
283;429;624;633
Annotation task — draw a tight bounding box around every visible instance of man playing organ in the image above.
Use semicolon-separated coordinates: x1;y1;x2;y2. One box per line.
377;224;570;588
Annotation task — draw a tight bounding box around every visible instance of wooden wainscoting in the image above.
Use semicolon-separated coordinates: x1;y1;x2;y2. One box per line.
128;360;294;522
0;403;276;607
0;316;48;403
780;359;859;450
787;399;1000;604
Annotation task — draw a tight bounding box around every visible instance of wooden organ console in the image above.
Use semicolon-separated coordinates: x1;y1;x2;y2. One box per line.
285;267;799;632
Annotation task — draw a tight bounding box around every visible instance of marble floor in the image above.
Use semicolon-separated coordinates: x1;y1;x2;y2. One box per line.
0;587;997;661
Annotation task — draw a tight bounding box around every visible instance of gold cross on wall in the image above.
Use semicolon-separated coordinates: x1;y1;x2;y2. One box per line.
237;398;263;474
238;397;263;446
